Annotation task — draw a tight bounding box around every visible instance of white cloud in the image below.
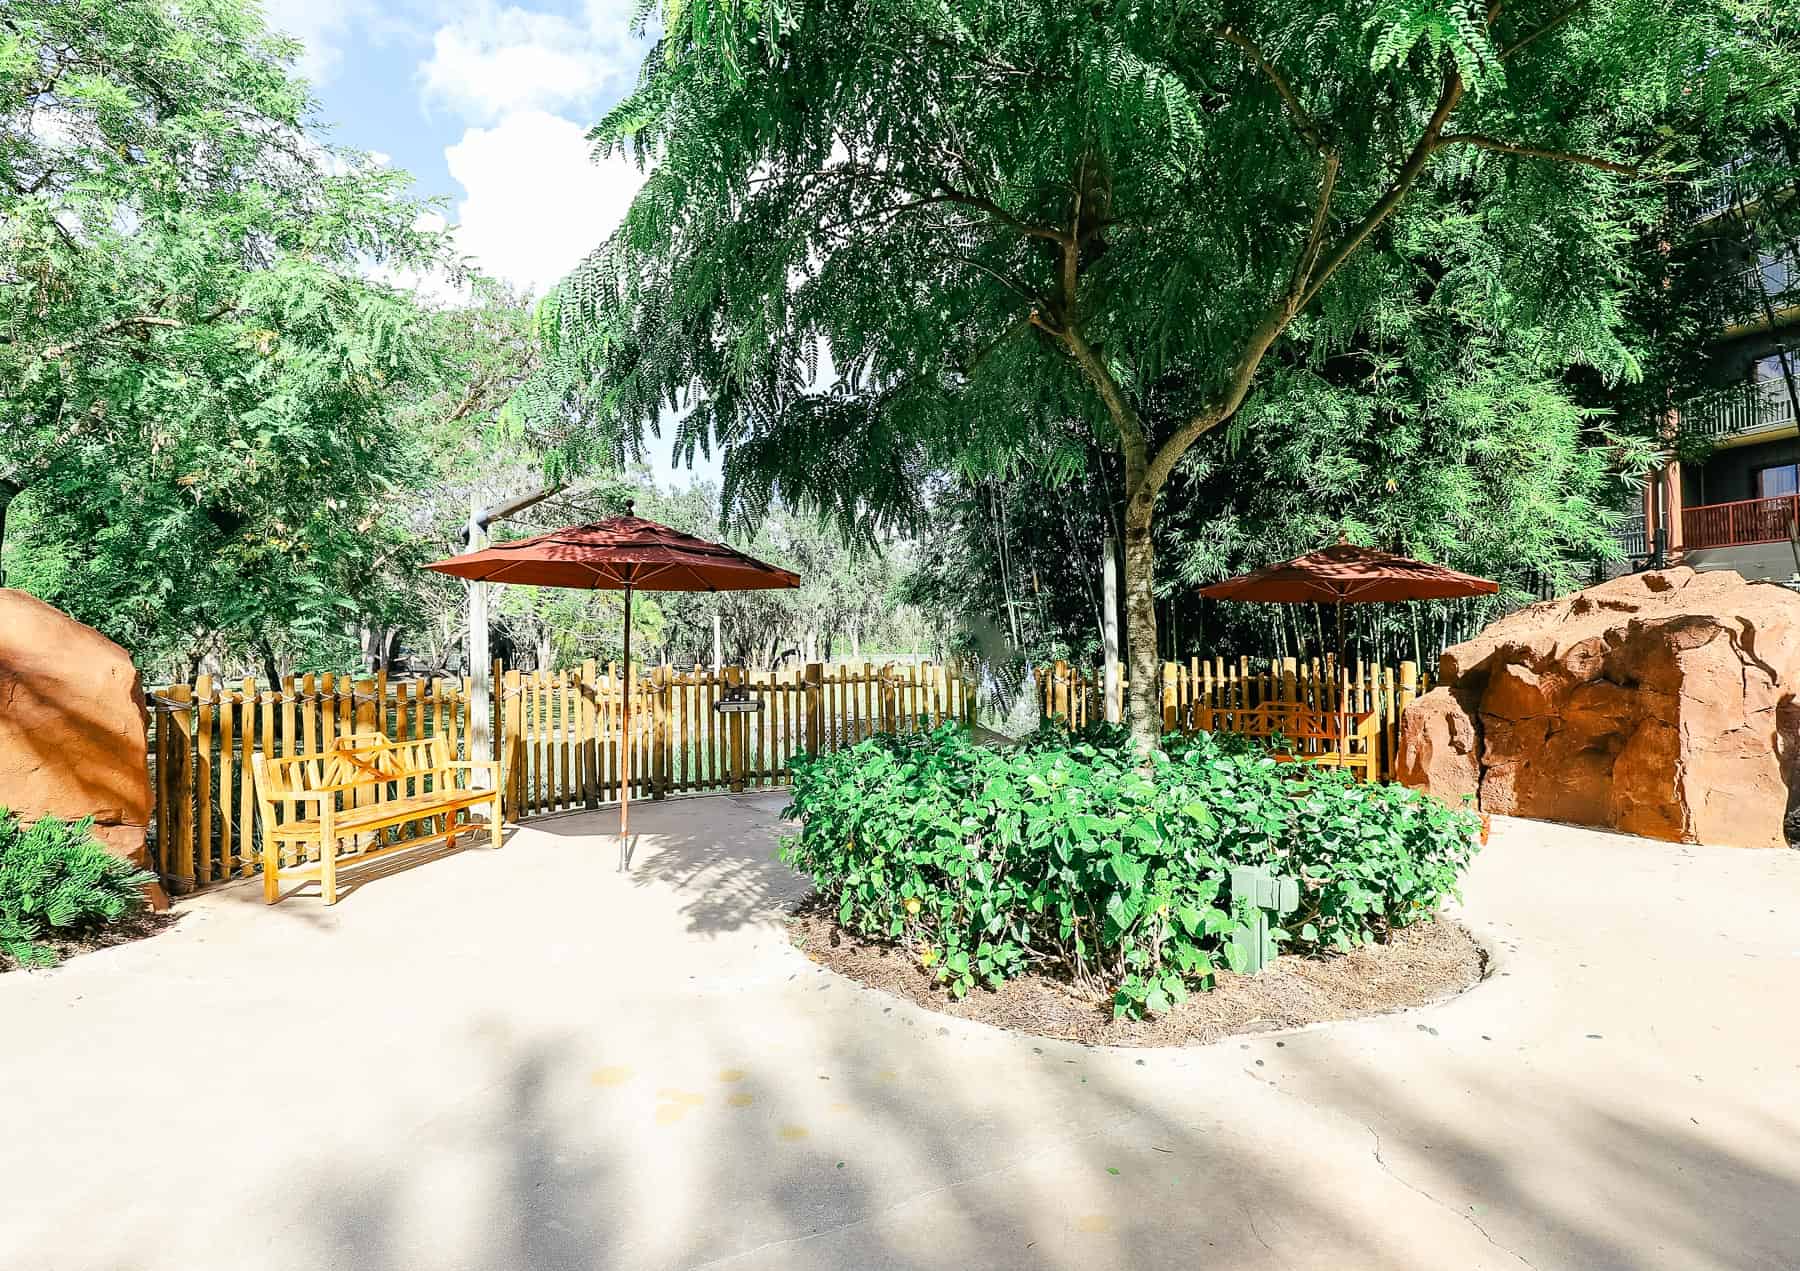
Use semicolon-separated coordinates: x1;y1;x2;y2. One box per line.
419;1;648;124
261;0;367;84
444;109;649;297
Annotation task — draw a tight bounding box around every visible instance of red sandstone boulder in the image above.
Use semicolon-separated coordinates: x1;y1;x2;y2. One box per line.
1398;567;1800;848
1395;686;1480;804
0;589;166;907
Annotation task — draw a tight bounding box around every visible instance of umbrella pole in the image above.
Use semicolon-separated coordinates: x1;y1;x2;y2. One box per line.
621;583;633;841
1336;599;1345;662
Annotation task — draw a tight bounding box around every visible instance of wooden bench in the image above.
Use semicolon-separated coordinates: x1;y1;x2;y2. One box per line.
1191;705;1381;781
251;731;507;905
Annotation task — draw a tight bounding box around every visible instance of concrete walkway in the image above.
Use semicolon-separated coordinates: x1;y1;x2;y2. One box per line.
2;797;1796;1271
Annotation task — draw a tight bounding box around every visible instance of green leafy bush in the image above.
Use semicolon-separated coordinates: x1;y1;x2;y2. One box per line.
0;811;156;969
781;723;1481;1017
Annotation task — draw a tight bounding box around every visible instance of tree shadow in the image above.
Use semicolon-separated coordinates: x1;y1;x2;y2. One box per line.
531;792;804;938
10;796;1798;1271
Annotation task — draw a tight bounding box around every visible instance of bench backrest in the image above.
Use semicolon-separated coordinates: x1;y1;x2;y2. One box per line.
1191;705;1379;768
252;731;460;827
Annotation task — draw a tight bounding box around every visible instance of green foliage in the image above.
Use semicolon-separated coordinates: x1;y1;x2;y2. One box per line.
0;812;155;969
0;0;461;675
528;0;1799;741
781;725;1480;1017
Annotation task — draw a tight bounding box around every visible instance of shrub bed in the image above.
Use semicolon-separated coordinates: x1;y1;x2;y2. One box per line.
0;811;157;969
781;723;1482;1017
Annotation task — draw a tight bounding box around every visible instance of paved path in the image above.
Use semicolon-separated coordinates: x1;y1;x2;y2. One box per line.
2;798;1797;1270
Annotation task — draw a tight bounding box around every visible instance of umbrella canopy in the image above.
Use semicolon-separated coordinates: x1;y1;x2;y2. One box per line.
424;504;801;592
1197;542;1498;604
425;502;800;847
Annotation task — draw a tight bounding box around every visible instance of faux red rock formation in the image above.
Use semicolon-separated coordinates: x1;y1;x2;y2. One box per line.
1397;567;1800;848
0;589;167;906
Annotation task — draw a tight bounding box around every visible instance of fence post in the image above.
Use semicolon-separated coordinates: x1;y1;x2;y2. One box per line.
352;677;378;844
354;676;378;732
1053;658;1070;724
194;675;215;886
1393;660;1418;781
726;665;748;792
236;675;257;878
501;667;523;818
581;659;599;808
166;683;195;889
880;665;898;734
803;662;825;755
1161;661;1178;733
652;665;671;799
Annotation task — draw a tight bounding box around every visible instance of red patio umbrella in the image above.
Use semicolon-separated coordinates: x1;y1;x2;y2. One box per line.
427;502;800;840
1198;539;1498;651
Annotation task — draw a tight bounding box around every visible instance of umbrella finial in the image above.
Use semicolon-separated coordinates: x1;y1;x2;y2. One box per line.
625;498;635;518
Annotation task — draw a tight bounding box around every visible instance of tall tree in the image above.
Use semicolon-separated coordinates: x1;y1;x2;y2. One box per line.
529;0;1799;747
0;0;454;674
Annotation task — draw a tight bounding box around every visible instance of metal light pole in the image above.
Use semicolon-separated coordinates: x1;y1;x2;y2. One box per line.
467;494;492;786
463;483;565;792
1102;534;1121;723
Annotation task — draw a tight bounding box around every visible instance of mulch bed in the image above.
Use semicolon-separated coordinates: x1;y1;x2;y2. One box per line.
1;911;181;973
787;898;1486;1047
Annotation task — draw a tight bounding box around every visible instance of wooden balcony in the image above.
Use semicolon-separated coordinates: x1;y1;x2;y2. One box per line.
1682;494;1799;550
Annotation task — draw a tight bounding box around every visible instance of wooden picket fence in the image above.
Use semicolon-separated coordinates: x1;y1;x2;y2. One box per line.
1035;654;1425;781
145;660;976;892
492;659;975;819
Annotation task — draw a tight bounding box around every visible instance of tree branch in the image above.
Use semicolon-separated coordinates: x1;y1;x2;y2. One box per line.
40;314;184;360
1044;316;1148;467
945;255;1044;308
797;162;1070;244
1291;152;1342;302
1211;27;1329;154
1434;132;1640;174
1500;2;1588;60
1295;70;1467;315
1140;68;1468;497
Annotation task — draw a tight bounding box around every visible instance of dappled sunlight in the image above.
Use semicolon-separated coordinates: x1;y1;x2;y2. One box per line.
3;790;1797;1269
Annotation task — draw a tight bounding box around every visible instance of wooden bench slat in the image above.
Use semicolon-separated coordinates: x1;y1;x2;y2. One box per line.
250;730;505;905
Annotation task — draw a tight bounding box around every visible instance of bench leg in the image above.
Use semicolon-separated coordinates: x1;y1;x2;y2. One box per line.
489;793;504;849
445;810;457;852
263;843;281;905
320;811;339;906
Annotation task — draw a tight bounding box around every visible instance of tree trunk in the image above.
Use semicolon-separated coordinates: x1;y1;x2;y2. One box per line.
1121;503;1160;749
257;638;283;692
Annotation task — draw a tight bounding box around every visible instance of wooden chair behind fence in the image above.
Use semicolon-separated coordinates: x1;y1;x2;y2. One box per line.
1191;705;1381;782
251;731;506;905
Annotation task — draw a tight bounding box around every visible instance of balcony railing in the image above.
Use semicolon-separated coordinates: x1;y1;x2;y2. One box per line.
1683;494;1799;550
1697;147;1793;220
1687;381;1799;440
1612;513;1649;558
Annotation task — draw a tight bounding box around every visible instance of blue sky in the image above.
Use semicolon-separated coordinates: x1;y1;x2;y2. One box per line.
266;0;714;484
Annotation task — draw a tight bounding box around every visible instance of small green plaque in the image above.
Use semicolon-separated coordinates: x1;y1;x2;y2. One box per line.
1228;865;1298;975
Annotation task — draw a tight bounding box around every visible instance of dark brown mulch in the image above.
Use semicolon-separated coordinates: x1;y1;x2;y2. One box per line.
1;911;181;973
787;898;1485;1047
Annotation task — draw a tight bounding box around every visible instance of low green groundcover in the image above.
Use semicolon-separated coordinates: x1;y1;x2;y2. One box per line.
782;722;1482;1018
0;810;157;968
